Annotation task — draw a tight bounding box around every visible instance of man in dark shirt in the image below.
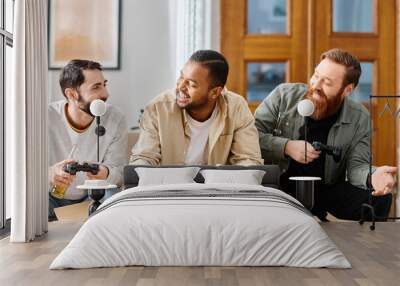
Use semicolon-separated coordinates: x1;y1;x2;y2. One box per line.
255;49;397;221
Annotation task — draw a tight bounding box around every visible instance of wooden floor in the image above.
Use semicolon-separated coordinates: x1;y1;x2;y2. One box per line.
0;221;399;286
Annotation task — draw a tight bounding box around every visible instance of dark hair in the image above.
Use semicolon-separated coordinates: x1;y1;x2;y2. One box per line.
321;48;362;88
59;59;102;98
189;50;229;88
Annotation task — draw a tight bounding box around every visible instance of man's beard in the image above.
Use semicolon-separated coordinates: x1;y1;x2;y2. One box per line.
76;91;107;117
76;93;93;116
175;89;209;111
303;86;345;120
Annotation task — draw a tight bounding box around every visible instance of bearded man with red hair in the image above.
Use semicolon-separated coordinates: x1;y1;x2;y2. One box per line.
255;48;396;221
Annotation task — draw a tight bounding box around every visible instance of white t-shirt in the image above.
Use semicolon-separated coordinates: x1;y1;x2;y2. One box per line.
184;106;218;165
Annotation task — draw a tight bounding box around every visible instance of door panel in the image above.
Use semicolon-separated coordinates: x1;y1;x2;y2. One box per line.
313;0;396;168
221;0;309;110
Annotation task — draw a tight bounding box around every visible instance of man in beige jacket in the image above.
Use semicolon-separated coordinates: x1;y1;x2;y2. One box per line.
130;50;263;166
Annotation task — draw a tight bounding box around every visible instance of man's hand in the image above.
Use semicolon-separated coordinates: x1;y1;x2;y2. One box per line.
284;140;321;164
86;164;109;180
49;159;76;189
371;166;397;196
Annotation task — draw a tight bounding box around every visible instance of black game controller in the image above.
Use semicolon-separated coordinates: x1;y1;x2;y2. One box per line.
63;162;99;175
312;141;342;163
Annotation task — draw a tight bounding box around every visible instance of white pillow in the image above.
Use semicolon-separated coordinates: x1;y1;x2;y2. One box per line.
135;167;201;186
200;169;266;185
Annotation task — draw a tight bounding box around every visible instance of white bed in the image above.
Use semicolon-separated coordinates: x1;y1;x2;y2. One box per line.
50;183;351;269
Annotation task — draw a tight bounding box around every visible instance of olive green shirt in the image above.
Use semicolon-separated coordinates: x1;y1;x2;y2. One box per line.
255;83;373;189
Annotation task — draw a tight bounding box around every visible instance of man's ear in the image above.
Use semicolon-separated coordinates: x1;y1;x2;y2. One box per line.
209;86;223;100
64;88;78;102
343;84;354;97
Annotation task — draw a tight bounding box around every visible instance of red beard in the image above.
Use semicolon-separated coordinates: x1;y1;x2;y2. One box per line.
303;87;344;120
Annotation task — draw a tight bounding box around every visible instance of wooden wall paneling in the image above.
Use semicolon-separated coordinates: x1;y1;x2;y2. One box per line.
377;0;397;216
397;0;400;217
313;0;330;64
221;0;245;96
290;0;309;84
376;0;396;167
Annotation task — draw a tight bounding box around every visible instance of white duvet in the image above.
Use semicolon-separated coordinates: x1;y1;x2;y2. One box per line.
50;183;351;269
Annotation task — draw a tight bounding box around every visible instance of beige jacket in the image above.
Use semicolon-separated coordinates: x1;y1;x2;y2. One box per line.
130;89;263;166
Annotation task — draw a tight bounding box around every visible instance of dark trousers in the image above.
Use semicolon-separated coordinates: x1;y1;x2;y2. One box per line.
282;181;392;221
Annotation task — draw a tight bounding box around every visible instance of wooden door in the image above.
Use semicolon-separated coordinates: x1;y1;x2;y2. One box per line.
313;0;397;168
221;0;310;111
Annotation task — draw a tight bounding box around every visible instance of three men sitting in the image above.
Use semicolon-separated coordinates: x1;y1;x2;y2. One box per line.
49;49;397;221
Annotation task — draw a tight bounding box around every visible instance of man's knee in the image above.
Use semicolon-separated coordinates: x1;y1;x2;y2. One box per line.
373;193;392;219
48;198;58;221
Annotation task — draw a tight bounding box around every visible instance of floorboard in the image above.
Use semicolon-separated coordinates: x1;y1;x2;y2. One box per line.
0;220;399;286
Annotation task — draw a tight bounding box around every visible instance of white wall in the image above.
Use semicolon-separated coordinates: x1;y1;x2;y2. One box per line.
48;0;220;129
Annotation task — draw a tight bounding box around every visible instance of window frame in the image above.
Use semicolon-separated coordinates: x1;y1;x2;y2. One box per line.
0;0;14;232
